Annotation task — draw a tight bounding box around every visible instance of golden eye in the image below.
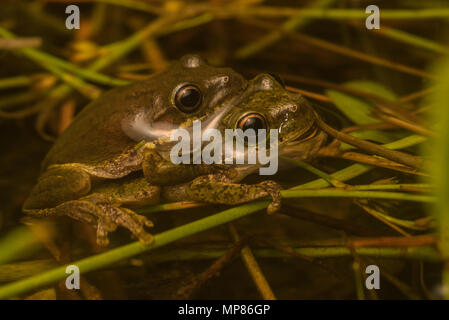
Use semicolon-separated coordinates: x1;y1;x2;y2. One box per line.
174;84;202;113
236;113;267;132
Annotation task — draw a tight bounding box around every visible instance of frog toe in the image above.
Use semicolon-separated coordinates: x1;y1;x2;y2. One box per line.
123;208;154;228
132;230;154;245
96;219;112;247
101;205;154;245
120;208;154;244
92;205;154;246
258;180;282;214
267;201;281;214
95;215;118;246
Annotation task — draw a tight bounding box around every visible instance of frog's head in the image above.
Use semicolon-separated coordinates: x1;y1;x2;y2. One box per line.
216;74;327;160
123;54;247;141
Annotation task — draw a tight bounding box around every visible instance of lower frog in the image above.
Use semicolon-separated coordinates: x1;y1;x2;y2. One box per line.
23;55;327;246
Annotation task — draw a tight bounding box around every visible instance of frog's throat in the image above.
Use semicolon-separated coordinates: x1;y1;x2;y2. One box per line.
121;91;243;146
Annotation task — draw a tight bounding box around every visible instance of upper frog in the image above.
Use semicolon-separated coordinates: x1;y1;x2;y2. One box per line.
23;55;327;246
42;55;246;169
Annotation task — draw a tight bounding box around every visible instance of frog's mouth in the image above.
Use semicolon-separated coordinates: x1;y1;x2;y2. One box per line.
279;119;327;161
283;121;319;145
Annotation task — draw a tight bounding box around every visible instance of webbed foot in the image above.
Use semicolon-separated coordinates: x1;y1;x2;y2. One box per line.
257;180;282;214
185;173;282;214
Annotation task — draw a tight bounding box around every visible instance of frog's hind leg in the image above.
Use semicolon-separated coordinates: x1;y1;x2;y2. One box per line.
25;199;118;246
23;165;92;210
24;167;159;246
22;165;105;241
25;191;156;246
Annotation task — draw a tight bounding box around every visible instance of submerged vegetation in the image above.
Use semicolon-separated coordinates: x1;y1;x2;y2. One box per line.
0;0;448;299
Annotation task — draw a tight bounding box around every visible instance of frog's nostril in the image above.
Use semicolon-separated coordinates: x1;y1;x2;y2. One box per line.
282;103;298;114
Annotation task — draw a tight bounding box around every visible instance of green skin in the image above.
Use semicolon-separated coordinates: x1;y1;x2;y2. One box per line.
23;55;327;246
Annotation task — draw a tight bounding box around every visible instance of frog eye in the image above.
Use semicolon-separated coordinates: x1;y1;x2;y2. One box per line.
236;113;267;132
174;84;202;113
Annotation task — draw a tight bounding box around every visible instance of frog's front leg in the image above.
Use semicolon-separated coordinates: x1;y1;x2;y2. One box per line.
142;149;282;213
142;148;219;185
163;173;282;214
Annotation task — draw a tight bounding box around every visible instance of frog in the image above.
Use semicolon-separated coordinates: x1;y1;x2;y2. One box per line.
22;54;327;246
